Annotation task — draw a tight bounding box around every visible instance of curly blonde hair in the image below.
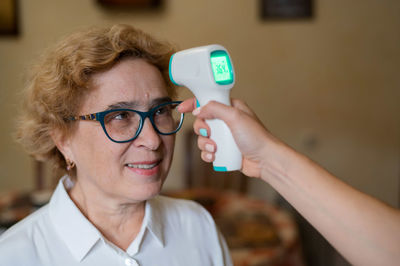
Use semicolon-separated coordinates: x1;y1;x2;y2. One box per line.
16;24;177;176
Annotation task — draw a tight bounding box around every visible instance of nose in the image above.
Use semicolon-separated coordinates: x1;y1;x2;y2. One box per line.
133;117;161;150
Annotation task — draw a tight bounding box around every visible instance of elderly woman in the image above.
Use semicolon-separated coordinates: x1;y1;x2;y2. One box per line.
0;24;231;266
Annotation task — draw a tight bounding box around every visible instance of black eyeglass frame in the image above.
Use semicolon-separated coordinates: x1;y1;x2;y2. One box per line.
69;101;184;143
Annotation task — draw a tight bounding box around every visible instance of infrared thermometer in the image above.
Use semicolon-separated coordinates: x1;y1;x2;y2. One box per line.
169;44;242;171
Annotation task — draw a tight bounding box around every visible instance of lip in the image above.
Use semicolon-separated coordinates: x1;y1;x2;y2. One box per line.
125;160;162;176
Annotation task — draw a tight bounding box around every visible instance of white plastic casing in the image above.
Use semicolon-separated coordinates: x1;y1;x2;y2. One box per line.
169;44;242;171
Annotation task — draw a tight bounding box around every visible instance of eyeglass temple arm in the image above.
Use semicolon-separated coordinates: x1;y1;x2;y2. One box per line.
69;113;98;121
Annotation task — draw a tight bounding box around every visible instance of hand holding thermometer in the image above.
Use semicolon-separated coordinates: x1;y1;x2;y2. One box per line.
169;44;242;171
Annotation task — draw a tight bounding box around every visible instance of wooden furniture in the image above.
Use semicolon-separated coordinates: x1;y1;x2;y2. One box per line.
183;129;248;193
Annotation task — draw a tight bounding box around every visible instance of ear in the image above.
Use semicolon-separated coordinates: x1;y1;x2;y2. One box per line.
50;128;75;162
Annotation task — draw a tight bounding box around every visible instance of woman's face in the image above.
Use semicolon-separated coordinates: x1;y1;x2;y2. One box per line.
62;58;175;203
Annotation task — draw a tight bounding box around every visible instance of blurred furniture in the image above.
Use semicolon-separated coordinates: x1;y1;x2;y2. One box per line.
166;130;304;266
0;160;54;231
0;190;31;229
0;189;52;230
184;129;248;193
0;160;53;232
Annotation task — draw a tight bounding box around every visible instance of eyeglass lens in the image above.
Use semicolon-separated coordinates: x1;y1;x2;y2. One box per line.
103;103;182;142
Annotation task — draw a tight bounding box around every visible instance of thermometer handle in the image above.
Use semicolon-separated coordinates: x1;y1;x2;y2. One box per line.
196;92;242;171
207;118;242;171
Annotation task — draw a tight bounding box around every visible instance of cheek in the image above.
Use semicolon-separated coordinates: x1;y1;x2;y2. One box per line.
70;124;122;175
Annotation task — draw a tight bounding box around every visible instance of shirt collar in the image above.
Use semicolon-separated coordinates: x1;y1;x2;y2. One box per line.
48;176;165;262
124;197;165;256
145;196;165;247
49;176;102;262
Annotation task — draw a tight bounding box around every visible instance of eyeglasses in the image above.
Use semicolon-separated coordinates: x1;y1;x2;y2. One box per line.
69;101;184;143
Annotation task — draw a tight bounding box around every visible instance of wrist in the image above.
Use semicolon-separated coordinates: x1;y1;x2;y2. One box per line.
258;134;299;183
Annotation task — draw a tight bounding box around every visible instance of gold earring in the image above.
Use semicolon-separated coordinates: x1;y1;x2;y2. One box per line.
66;159;75;171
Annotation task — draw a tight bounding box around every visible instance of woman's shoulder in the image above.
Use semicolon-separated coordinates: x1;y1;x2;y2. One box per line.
148;195;232;265
0;204;49;244
0;205;49;264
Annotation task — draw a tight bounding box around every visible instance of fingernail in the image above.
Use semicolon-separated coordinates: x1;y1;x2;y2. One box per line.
199;128;208;137
205;143;215;153
206;153;213;161
192;107;201;116
177;104;183;113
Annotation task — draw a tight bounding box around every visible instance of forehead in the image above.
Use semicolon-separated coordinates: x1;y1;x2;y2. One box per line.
80;58;168;113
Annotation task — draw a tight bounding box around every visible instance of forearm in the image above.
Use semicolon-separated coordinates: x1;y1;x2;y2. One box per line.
260;141;400;266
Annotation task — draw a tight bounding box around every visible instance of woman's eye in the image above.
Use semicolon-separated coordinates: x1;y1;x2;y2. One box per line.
114;112;130;120
155;106;170;116
105;111;131;123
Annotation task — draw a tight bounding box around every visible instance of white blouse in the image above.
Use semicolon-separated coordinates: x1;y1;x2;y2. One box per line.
0;176;232;266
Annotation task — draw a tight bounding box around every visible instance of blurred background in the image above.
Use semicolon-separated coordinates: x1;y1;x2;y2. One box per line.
0;0;399;265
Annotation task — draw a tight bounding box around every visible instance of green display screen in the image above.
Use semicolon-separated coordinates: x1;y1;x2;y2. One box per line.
210;50;233;85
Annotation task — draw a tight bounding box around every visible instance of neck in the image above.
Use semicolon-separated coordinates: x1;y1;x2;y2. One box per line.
67;178;145;251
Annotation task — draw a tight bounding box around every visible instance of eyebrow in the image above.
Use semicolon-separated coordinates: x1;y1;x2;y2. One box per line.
105;96;172;111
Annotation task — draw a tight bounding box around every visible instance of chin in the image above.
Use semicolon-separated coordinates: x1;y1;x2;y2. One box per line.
125;181;164;202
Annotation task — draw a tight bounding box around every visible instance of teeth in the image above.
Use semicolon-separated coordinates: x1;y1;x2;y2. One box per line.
126;163;157;169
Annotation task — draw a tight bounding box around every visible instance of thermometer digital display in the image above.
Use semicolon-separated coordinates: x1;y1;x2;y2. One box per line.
210;50;233;84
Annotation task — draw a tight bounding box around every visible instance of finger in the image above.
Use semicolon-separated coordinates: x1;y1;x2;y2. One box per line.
201;151;215;163
197;136;216;154
193;118;210;137
193;100;263;133
177;97;197;113
192;101;240;128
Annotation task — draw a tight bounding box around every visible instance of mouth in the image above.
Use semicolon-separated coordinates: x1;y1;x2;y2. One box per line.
125;160;162;176
126;162;159;169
